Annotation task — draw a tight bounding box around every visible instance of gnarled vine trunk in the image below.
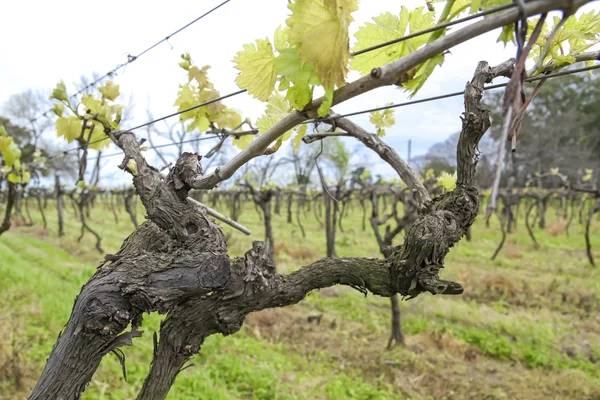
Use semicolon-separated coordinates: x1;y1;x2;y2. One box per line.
30;60;512;400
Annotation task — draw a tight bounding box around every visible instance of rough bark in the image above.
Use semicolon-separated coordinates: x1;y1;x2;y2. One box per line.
24;194;34;226
55;176;65;237
0;182;17;236
287;193;293;224
387;295;404;349
35;194;47;229
109;190;119;225
124;188;139;228
246;185;276;267
320;177;337;258
296;192;307;238
585;199;599;267
76;190;103;253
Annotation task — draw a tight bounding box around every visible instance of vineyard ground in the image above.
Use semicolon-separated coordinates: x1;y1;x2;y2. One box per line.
1;199;599;399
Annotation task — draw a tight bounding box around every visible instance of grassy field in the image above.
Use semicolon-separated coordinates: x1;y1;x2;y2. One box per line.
1;196;599;399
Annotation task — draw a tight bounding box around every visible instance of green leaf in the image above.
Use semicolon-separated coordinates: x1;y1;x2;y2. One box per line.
56;116;83;143
213;108;242;130
317;87;334;116
497;24;514;45
52;102;65;117
7;171;21;183
174;85;197;121
293;124;307;150
81;94;102;114
405;7;436;51
98;80;120;101
359;168;371;180
187;113;210;132
96;104;120;129
274;25;288;52
287;0;358;88
402;52;445;96
21;171;31;184
531;11;600;70
87;121;110;150
188;65;211;86
551;54;576;67
256;94;291;135
274;47;321;109
50;80;69;102
0;125;6;137
127;159;138;176
233;38;278;101
232;133;255;150
0;136;13;152
436;171;457;192
286;84;312;110
3;144;21;168
369;104;395;136
351;7;435;75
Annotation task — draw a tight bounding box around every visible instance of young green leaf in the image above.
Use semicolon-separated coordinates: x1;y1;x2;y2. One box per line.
287;0;358;88
402;53;445;95
56;116;83;143
233;39;278;101
2;144;21;168
49;80;69;102
436;171;457;191
52;102;65;117
274;47;321;109
127;159;138;176
98;80;120;101
293;124;307;150
7;171;21;184
87;121;110;150
369;104;395;136
232;133;255;150
0;136;13;152
256;93;292;135
21;170;31;184
317;87;334;116
81;94;102;114
351;7;435;79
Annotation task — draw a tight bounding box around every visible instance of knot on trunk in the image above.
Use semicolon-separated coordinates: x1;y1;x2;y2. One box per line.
243;241;276;282
167;152;204;200
408;264;463;299
389;186;480;299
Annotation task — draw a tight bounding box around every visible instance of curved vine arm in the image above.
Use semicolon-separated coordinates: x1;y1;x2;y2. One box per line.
0;182;17;236
584;199;599;267
190;0;590;191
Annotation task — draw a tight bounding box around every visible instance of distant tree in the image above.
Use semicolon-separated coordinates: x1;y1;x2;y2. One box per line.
2;89;53;147
486;71;600;185
414;131;495;187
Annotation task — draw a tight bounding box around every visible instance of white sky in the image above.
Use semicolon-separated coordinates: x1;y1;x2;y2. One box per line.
1;0;598;186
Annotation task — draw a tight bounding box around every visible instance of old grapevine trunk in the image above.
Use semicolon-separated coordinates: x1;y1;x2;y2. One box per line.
30;60;511;400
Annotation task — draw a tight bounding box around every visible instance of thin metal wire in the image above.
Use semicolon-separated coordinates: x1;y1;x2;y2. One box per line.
136;0;233;59
87;130;257;161
49;63;599;160
33;0;233;122
319;63;600;121
48;88;248;159
118;89;248;134
353;3;516;56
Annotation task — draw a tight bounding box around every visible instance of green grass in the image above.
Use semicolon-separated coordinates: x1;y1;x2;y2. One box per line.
1;196;599;399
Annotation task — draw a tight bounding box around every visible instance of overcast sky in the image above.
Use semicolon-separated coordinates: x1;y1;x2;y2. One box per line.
1;0;598;186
